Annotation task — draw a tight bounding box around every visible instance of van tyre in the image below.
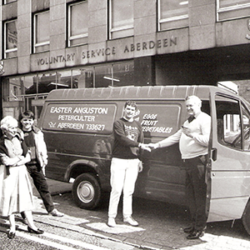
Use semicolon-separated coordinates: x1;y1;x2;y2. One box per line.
242;199;250;235
72;173;101;210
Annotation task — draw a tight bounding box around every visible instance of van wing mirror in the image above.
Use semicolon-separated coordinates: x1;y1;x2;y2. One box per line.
211;148;217;161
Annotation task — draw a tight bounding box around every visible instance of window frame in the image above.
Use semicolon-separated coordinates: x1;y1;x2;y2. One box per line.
157;0;189;31
215;94;250;151
3;19;18;59
67;1;88;47
3;0;16;4
108;0;134;40
33;10;50;53
217;0;250;21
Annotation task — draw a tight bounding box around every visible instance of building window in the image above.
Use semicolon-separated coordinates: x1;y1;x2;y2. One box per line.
95;61;134;87
3;0;16;4
2;60;134;120
109;0;134;39
4;20;17;59
217;0;250;21
33;11;50;53
68;1;88;47
72;69;94;88
158;0;189;31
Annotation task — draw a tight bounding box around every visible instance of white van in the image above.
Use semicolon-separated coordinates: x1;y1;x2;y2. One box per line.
39;85;250;235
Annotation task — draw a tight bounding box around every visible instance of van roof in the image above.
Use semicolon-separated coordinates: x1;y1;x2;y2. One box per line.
46;85;234;101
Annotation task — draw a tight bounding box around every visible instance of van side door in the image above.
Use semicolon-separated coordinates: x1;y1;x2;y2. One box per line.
135;102;186;205
208;92;250;223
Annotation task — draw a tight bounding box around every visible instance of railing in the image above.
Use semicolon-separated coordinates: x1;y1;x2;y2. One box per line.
7;92;48;102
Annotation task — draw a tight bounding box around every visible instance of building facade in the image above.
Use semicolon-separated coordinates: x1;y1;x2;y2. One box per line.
1;0;250;120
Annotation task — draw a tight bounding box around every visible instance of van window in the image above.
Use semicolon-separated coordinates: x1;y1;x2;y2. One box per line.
228;104;250;151
216;95;250;151
42;103;116;134
136;104;181;138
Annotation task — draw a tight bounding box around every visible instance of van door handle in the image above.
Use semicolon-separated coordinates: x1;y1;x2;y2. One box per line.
211;148;217;161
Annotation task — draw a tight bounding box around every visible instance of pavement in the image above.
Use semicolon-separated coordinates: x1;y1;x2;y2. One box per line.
33;178;250;250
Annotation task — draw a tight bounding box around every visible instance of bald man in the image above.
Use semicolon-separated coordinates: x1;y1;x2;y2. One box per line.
150;95;211;239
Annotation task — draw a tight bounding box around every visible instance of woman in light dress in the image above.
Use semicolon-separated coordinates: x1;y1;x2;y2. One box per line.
0;116;44;239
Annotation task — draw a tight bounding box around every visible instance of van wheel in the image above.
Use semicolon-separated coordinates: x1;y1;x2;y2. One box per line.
72;173;101;210
242;200;250;235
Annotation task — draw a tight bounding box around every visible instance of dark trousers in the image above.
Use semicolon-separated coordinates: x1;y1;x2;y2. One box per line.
183;155;207;231
26;164;54;213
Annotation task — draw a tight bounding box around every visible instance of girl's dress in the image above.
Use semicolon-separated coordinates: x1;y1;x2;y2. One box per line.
0;136;34;216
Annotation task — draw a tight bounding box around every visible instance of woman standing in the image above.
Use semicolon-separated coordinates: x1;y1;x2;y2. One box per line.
0;116;44;239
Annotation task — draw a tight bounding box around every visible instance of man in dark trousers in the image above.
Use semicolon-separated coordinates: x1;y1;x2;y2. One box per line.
149;95;211;239
19;111;64;219
107;101;150;227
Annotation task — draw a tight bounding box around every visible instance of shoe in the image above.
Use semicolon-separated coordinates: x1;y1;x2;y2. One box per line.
186;229;205;240
27;226;44;234
49;209;64;217
123;216;139;226
7;231;15;239
183;226;194;234
107;218;116;227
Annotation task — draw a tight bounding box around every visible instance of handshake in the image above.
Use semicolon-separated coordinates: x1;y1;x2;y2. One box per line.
139;143;160;152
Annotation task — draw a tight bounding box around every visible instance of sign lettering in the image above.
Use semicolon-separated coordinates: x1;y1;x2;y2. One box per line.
36;36;178;66
44;104;116;134
37;54;75;66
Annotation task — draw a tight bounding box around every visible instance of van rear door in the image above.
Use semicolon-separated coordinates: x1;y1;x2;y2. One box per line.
208;89;250;223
